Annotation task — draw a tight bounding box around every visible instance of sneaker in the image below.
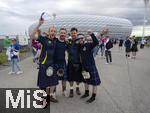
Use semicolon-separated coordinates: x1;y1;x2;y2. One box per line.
8;71;15;75
105;62;109;65
16;71;23;75
76;87;81;95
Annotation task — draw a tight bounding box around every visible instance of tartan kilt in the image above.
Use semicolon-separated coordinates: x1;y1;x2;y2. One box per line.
131;46;138;52
37;64;58;89
125;48;131;53
119;43;123;47
67;62;83;82
55;63;68;81
83;65;101;86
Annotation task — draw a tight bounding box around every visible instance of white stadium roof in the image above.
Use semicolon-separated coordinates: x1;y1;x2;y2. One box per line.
29;15;133;38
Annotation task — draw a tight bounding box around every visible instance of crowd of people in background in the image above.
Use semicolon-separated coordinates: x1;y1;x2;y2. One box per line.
122;36;138;59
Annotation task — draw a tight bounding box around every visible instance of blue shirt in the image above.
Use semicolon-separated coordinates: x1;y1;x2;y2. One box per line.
54;39;67;64
11;43;20;59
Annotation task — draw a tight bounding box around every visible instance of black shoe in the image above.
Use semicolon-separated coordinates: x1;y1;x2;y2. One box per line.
80;90;89;99
81;93;89;99
69;89;74;98
76;87;81;95
86;96;95;103
50;96;58;103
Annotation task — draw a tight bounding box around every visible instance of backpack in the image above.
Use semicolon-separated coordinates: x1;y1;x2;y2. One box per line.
106;41;113;50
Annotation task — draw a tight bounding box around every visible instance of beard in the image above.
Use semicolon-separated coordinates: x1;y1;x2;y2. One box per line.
60;35;65;40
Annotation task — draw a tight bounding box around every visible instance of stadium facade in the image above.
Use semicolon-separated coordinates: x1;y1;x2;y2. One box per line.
28;15;133;39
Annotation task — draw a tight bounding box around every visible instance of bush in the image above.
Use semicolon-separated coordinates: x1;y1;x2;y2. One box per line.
0;52;8;65
145;43;150;47
20;48;30;53
0;47;31;65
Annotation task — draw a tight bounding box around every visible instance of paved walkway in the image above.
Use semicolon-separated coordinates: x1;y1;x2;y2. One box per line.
0;45;150;113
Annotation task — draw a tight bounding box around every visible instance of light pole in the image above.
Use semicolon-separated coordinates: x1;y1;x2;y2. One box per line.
142;0;149;39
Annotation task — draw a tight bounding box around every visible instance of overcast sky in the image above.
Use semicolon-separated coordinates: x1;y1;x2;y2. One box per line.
0;0;150;35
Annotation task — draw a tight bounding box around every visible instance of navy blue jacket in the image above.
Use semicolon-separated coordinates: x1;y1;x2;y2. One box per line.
37;35;56;65
67;39;80;64
125;39;132;48
80;33;99;67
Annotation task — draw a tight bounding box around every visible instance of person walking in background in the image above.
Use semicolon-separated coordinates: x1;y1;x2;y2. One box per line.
93;42;100;58
105;36;113;64
140;38;146;49
8;38;23;75
31;39;41;63
31;39;41;69
118;38;124;50
92;32;102;57
124;37;132;58
31;39;37;59
131;36;138;59
113;39;117;45
99;34;106;57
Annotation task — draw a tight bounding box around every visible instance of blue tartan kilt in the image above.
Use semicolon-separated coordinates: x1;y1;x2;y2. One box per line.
37;64;59;89
83;65;101;86
55;63;68;81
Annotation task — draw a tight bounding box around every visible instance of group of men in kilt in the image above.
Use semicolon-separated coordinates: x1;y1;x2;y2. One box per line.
31;14;102;108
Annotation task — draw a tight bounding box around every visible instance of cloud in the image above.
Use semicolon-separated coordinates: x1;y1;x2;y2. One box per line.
0;0;150;34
